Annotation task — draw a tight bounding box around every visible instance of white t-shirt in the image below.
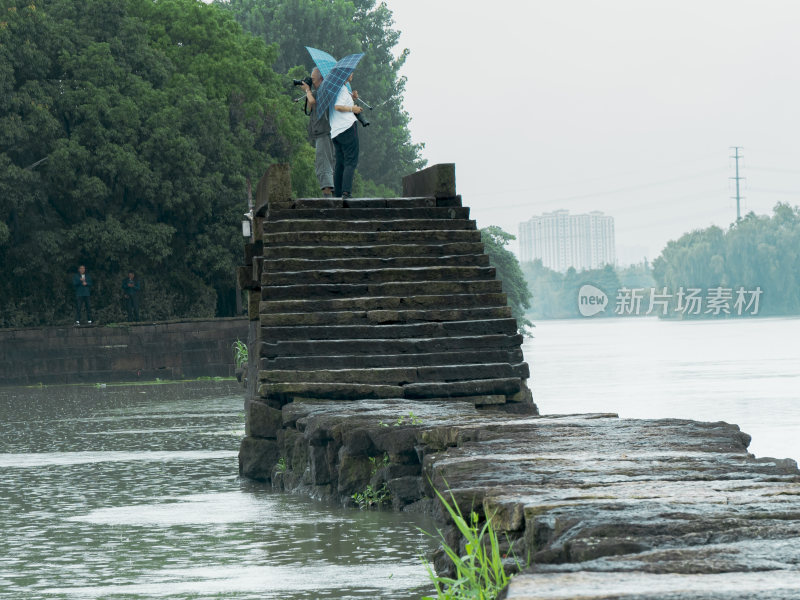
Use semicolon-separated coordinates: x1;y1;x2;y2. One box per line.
329;85;357;139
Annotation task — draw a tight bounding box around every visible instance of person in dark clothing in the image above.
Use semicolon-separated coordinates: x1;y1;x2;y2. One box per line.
301;67;335;197
122;271;140;322
72;265;92;324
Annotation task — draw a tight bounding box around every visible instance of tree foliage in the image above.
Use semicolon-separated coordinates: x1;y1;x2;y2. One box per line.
215;0;426;194
480;226;533;335
652;204;800;316
520;260;621;319
0;0;313;326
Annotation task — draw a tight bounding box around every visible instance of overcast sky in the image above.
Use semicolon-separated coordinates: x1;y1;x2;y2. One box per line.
383;0;800;263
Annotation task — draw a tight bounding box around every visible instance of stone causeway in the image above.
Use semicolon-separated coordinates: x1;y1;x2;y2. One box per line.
237;164;800;599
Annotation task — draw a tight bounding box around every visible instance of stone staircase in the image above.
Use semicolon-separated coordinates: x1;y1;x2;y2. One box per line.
241;164;534;431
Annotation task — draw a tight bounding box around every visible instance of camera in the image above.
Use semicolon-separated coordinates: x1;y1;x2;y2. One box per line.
355;111;370;127
293;76;313;87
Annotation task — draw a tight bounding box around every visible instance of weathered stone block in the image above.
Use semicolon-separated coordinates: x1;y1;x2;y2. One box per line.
387;476;423;507
310;445;331;485
336;454;372;494
244;240;263;265
246;399;283;439
238;436;280;482
402;163;456;198
255;163;292;217
247;290;260;321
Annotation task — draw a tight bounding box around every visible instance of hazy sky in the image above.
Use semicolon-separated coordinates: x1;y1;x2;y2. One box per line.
383;0;800;262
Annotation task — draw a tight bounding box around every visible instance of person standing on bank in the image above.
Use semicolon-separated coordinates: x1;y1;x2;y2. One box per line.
330;73;363;200
301;68;335;198
72;265;92;325
122;271;140;322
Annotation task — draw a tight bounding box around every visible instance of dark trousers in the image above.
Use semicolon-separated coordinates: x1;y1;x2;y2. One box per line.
125;294;140;322
75;296;91;322
332;123;359;197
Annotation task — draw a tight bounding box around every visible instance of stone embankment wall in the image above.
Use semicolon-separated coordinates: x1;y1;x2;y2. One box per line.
243;398;800;599
0;318;247;385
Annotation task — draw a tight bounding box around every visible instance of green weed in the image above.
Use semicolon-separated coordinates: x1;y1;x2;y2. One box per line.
420;485;517;600
394;411;423;426
352;483;391;509
232;339;248;369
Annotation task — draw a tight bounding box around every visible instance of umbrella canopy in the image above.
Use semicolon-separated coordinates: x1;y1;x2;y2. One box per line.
305;47;353;92
315;53;364;119
305;46;338;79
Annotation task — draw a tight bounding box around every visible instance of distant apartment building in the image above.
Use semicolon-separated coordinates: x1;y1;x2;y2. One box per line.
518;210;616;272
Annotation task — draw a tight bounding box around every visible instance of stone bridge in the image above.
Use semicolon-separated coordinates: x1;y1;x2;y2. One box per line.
236;165;800;599
238;163;534;475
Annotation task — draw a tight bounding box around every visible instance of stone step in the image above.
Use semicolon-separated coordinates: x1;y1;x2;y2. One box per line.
263;218;476;233
258;306;512;326
261;348;525;370
262;254;490;272
403;378;522;399
263;230;481;246
269;207;470;221
258;377;521;402
258;363;529;385
262;242;486;260
292;196;461;209
259;293;509;314
261;279;503;300
259;333;525;359
260;318;519;342
262;266;496;286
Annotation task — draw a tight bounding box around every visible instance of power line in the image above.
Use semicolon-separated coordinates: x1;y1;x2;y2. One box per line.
748;166;800;176
474;168;726;211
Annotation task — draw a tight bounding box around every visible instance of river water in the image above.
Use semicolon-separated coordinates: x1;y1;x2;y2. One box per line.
0;382;437;599
2;317;798;598
525;316;800;463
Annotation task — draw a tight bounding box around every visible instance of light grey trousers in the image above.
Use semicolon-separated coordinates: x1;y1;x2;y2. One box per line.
314;135;335;190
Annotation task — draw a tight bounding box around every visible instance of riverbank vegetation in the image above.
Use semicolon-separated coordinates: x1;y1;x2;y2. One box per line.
0;0;422;327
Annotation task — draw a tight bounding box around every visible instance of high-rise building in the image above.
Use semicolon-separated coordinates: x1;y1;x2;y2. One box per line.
518;210;615;272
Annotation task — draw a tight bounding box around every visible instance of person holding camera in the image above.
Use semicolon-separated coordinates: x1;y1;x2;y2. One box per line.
330;73;363;200
300;68;335;198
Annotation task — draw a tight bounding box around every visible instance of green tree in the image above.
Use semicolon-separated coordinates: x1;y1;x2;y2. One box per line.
0;0;313;326
216;0;426;194
480;226;532;334
652;203;800;317
520;261;623;319
520;260;564;319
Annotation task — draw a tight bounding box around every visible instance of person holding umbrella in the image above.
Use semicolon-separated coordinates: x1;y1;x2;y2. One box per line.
330;73;363;199
312;52;365;200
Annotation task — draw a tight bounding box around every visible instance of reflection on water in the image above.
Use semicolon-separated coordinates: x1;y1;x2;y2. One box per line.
526;316;800;462
0;383;436;599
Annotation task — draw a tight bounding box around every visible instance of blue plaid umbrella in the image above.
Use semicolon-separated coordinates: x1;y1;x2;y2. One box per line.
315;53;364;119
